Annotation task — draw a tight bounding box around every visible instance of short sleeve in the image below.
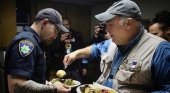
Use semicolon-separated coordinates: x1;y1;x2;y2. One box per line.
89;39;111;60
6;39;36;79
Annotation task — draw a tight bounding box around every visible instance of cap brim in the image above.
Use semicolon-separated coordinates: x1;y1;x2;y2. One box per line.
57;24;69;32
95;12;116;21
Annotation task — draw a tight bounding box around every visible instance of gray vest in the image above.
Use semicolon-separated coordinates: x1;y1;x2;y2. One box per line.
97;31;165;93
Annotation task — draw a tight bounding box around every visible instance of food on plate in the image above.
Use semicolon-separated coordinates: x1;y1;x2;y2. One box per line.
78;83;117;93
64;79;75;86
51;78;77;86
56;70;66;78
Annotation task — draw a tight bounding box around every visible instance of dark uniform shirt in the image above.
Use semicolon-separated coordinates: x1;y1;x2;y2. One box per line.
5;27;46;86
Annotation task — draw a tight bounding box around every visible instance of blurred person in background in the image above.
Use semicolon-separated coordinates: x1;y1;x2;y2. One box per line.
149;10;170;41
46;17;86;84
91;22;111;43
84;22;111;83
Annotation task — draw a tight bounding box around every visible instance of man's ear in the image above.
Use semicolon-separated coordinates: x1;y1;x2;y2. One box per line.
126;18;133;26
41;19;49;30
124;18;133;30
41;19;49;26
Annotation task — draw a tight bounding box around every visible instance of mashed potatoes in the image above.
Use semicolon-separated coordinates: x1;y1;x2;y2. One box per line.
56;70;66;78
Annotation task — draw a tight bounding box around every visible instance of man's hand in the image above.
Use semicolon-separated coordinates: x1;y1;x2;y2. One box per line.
94;25;110;39
63;51;78;69
53;81;71;93
82;69;87;76
63;46;92;69
60;33;71;42
94;25;100;38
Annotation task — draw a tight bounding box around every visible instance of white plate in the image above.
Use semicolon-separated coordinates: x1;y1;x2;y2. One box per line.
76;83;118;93
50;78;81;88
66;80;81;88
76;84;91;93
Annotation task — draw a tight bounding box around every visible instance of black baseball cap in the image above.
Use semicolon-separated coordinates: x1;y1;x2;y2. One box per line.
35;8;69;32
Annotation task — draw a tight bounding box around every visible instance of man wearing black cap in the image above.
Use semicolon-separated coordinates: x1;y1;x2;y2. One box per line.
4;8;71;93
63;0;170;92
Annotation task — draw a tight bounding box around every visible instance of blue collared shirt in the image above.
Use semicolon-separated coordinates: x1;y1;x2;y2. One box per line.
90;26;170;92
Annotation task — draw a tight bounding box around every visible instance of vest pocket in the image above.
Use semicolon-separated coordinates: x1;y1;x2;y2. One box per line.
115;70;134;83
115;59;143;83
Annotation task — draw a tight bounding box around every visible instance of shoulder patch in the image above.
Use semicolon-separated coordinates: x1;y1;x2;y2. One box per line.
19;40;34;57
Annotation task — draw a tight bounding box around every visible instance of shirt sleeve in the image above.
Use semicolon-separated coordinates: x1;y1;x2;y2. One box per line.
89;39;111;61
7;39;36;79
151;41;170;92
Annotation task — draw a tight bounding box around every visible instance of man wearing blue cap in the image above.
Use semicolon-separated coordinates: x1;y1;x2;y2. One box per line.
63;0;170;92
5;8;71;93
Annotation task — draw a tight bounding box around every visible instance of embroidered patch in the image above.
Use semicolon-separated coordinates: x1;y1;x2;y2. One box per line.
119;59;142;71
19;40;34;57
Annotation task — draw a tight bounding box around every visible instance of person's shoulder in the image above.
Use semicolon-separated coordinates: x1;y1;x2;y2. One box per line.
16;29;40;45
7;38;35;58
156;41;170;54
17;30;34;38
96;39;112;48
159;41;170;47
16;32;34;41
9;33;36;55
102;39;112;44
18;39;34;57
